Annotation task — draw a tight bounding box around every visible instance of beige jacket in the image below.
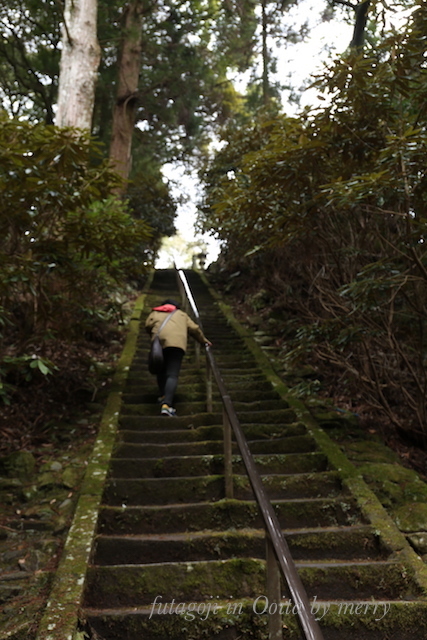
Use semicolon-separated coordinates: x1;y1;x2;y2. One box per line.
145;309;208;352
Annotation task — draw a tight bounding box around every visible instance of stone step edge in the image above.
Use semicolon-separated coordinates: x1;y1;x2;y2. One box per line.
109;451;323;460
80;598;427;636
97;495;356;510
96;495;359;523
94;523;374;541
82;598;426;615
92;525;383;562
88;559;404;571
113;435;317;448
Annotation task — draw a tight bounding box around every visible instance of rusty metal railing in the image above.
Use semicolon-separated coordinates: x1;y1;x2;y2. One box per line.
175;268;325;640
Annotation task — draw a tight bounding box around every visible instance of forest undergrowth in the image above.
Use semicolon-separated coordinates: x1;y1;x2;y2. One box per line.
0;331;125;456
208;265;427;481
0;295;135;640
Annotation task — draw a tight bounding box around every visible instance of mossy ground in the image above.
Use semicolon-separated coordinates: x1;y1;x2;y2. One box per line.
0;423;101;640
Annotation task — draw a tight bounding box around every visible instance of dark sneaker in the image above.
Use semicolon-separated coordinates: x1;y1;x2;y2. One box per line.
161;404;176;417
157;395;165;404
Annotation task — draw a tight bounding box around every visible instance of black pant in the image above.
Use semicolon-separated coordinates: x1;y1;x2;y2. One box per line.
157;347;185;406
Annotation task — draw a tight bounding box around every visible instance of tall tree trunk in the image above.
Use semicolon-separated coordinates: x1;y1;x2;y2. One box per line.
350;0;370;49
56;0;101;129
261;0;270;105
109;1;146;188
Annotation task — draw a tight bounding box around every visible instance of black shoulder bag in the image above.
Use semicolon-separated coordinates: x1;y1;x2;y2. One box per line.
148;310;176;374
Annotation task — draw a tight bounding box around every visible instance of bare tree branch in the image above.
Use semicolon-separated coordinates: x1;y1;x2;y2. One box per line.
330;0;357;9
54;0;73;45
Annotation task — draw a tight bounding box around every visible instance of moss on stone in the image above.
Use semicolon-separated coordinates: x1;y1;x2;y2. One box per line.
0;450;36;480
82;598;303;640
358;463;427;508
84;558;267;608
345;441;400;464
313;410;359;430
320;600;427;635
395;503;427;533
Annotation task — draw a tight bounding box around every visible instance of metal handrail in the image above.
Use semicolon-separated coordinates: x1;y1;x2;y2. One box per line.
176;268;324;640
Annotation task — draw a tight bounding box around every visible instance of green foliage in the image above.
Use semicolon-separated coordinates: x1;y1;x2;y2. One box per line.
200;2;427;435
0;0;312;183
0;116;153;349
0;0;61;123
126;169;177;258
0;354;57;404
0;0;258;164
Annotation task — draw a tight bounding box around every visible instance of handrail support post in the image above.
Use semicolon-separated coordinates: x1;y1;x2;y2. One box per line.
206;354;213;412
223;408;233;499
266;536;283;640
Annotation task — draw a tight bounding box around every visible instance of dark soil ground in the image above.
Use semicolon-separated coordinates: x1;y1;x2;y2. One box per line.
0;333;125;639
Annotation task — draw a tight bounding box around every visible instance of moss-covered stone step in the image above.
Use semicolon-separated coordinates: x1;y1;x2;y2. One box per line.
237;409;298;424
127;399;292;415
200;379;277;393
137;340;254;362
217;369;268;378
134;328;236;342
246;434;318;454
83;558;419;608
230;389;282;402
119;403;220;418
117;422;308;444
109;451;328;479
207;356;259;367
237;471;344;501
121;409;300;427
137;389;225;403
298;560;422;600
102;475;226;506
93;525;386;566
119;413;223;430
118;412;299;432
121;400;223;415
116;425;224;443
82;599;427;640
122;387;283;403
83;558;266;608
98;498;361;535
113;434;319;459
128;357;203;370
120;399;291;415
124;369;206;383
102;471;344;506
121;390;217;404
128;370;212;383
210;367;270;377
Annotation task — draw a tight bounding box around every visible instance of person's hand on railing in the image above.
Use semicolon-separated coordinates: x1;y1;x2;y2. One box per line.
205;340;213;348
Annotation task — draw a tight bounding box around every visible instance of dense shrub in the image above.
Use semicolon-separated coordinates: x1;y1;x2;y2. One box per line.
0;117;153;393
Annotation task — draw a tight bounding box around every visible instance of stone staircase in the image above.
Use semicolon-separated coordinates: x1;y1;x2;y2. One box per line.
81;269;427;639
